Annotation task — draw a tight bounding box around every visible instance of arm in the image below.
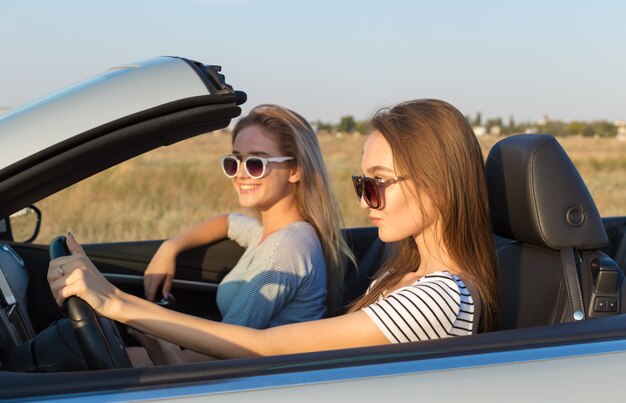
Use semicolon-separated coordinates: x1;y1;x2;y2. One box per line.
144;214;229;301
49;234;389;358
118;296;387;358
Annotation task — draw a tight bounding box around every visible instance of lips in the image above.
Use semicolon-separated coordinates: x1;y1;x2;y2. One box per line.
369;216;381;226
238;182;261;194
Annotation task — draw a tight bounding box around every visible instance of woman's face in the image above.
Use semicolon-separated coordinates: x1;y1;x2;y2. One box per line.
360;130;437;243
231;125;299;211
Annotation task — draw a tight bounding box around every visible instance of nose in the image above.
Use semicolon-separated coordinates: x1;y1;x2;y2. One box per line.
359;194;370;210
236;162;249;179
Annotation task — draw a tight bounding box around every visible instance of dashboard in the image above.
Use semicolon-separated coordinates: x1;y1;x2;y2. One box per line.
0;243;34;356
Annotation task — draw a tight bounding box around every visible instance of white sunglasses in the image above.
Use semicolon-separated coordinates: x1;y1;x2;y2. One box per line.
220;155;294;179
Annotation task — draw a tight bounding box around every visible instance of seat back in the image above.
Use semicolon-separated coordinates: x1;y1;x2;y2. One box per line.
486;134;623;329
338;227;392;314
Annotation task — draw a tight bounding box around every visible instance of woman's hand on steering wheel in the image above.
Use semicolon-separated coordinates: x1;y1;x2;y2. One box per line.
47;232;121;317
47;233;131;369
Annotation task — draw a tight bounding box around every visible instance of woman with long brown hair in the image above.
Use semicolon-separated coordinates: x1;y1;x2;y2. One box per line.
349;98;500;333
48;99;500;360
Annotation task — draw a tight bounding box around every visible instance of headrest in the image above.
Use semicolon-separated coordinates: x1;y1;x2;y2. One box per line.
486;134;608;250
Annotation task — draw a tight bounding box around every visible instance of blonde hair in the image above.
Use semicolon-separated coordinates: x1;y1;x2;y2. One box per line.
232;105;354;316
349;99;501;332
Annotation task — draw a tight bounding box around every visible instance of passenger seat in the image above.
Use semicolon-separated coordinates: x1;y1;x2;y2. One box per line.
486;134;625;330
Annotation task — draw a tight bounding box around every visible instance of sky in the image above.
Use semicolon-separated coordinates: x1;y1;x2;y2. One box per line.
1;0;625;124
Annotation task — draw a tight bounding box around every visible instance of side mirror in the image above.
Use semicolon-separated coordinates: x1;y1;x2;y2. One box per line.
7;206;42;243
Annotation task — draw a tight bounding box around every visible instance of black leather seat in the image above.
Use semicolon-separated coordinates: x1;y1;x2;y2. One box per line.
486;134;624;330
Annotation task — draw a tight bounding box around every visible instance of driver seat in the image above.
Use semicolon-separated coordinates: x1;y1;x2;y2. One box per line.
486;134;625;330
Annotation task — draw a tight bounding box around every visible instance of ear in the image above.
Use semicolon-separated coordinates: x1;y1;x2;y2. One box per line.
288;166;300;184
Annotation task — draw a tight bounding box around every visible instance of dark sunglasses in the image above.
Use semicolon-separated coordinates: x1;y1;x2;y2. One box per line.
220;154;294;179
352;175;409;209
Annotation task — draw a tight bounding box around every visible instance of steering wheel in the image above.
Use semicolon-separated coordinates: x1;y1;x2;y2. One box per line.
50;236;131;370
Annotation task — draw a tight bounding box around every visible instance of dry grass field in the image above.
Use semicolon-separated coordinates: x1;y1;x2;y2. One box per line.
26;133;626;244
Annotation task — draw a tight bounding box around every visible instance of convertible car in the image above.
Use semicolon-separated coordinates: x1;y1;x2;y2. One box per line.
1;56;625;401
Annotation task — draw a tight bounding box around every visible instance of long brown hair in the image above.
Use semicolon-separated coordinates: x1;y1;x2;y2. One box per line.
232;105;355;316
349;99;501;332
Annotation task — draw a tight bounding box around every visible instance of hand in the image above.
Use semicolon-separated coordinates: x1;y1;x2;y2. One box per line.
47;233;121;316
144;241;177;302
127;328;185;366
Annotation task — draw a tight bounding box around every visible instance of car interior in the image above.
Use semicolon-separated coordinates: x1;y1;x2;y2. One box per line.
0;131;625;399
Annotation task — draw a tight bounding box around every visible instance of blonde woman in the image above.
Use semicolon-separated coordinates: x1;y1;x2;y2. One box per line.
48;99;501;361
143;105;352;329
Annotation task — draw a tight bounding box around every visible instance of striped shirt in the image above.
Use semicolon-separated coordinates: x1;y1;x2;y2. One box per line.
362;271;475;343
216;214;327;329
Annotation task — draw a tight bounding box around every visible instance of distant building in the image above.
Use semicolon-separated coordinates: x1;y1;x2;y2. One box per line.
473;126;487;136
525;127;539;134
489;125;501;136
616;121;626;141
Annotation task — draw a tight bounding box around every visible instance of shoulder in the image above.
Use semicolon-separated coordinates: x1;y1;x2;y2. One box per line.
227;214;263;246
283;221;319;242
228;213;261;229
405;271;474;310
257;222;324;271
416;271;467;299
388;271;465;307
269;221;322;252
362;271;473;343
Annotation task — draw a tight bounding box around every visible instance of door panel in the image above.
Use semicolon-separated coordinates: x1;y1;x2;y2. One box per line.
13;226;389;330
10;238;245;328
602;217;626;270
85;239;245;320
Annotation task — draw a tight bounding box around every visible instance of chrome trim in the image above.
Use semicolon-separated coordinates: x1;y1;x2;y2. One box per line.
103;273;218;292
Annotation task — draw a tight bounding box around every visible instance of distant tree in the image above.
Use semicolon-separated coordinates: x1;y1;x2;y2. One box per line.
473;112;482;127
355;120;370;134
315;120;334;132
566;121;584;135
482;117;501;136
582;123;595;137
590;120;617;137
508;115;516;132
544;120;567;136
337;115;357;133
485;117;502;129
516;120;534;134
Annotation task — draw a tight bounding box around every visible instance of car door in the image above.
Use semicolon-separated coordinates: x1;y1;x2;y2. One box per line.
0;56;246;331
84;238;245;320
